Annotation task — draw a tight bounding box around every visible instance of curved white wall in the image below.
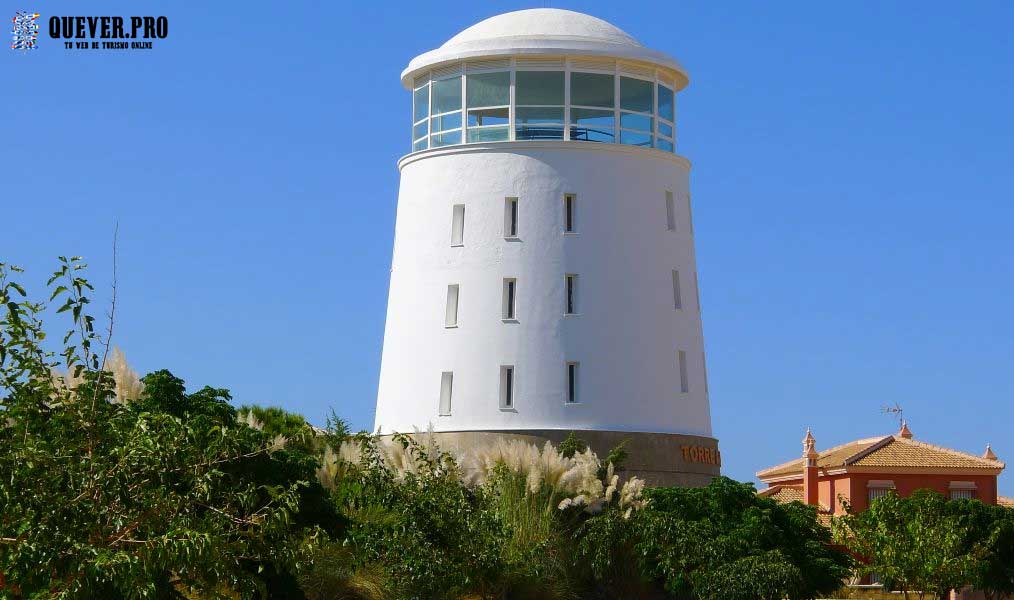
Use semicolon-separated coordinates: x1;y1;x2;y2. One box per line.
375;141;711;437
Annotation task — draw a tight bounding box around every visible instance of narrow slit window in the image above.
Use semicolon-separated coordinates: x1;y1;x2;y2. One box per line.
564;194;576;232
439;371;453;415
672;270;682;310
505;197;519;238
500;365;515;408
687;193;694;234
702;352;710;398
677;350;689;393
503;278;517;320
694;271;702;313
445;284;459;327
665;191;676;231
566;362;579;403
450;204;465;246
565;274;578;315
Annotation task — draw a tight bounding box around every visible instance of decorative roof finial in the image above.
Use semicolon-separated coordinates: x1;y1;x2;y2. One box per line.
898;420;913;439
984;444;998;461
803;428;818;459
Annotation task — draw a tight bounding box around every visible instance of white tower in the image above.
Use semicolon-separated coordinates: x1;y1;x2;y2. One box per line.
375;9;719;485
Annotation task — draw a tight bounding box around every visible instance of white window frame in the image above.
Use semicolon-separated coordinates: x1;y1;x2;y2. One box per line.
568;68;617;143
655;81;676;151
500;365;515;409
450;204;465;246
514;67;567;141
465;68;511;143
412;60;680;153
439;371;453;416
617;72;656;148
502;278;517;321
428;71;464;147
412;77;431;151
445;284;459;328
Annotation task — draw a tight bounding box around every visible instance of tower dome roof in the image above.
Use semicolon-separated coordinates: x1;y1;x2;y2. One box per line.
443;9;642;48
401;9;687;90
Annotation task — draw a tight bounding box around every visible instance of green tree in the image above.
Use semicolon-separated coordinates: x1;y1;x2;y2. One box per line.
962;501;1014;600
631;477;852;600
834;489;981;600
0;259;337;599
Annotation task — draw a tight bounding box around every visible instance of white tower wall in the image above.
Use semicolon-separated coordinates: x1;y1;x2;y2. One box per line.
375;143;709;436
373;9;719;485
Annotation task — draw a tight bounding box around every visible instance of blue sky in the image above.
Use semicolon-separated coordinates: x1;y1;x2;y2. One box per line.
4;1;1013;495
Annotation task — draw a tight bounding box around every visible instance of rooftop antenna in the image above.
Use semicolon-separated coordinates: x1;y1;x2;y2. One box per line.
881;402;904;429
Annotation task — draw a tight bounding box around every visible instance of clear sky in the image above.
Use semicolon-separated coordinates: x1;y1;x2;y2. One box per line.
4;1;1013;496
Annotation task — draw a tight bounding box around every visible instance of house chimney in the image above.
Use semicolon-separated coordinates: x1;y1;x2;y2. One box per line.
898;420;913;439
803;429;819;506
984;445;998;461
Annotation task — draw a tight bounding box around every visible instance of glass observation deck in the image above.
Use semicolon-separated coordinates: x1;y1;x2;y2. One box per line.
410;58;677;153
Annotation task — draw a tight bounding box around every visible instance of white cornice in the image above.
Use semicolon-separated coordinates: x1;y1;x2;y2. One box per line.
398;140;692;172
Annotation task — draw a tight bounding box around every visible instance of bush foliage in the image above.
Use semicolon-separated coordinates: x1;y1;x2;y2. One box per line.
2;259;1010;599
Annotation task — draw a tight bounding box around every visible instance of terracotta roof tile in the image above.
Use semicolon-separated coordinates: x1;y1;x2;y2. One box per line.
849;437;1005;470
757;435;1005;482
757;485;833;524
757;438;883;480
758;485;803;504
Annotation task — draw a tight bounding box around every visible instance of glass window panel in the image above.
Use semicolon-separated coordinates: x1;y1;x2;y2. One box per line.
570;108;614;143
467;126;510;142
620;112;653;131
467;72;509;108
570;126;614;143
516;71;564;105
413;121;428;141
431;130;461;147
431;76;462;115
516;107;563;140
620;76;653;113
413;85;429;123
620;130;652;147
467;107;509;127
516;124;564;141
431;111;462;132
658;84;675;122
570;108;614;126
413;138;428;152
570;72;614;107
655;138;674;152
658;121;673;138
516;107;564;124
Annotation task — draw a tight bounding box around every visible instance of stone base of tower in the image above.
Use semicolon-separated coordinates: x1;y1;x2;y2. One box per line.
390;429;721;487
